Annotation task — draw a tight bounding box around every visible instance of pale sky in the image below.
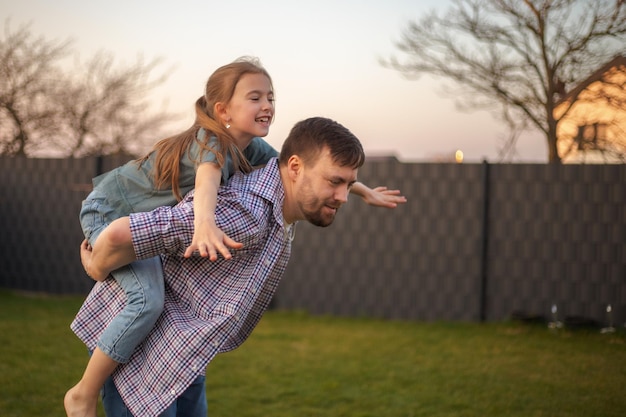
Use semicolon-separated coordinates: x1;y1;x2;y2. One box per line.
3;0;547;162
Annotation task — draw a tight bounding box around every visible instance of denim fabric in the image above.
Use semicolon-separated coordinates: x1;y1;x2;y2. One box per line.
102;374;208;417
97;257;165;363
80;189;165;363
79;188;120;246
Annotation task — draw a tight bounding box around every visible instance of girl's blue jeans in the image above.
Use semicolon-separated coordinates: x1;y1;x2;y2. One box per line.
80;190;165;363
98;257;164;362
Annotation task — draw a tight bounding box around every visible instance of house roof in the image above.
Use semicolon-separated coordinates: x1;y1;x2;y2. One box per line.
555;55;626;106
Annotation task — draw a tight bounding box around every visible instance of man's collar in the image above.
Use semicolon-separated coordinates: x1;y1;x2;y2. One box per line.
248;158;286;227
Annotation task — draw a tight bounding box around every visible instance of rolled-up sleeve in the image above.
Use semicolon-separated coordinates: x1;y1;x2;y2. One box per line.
129;200;195;260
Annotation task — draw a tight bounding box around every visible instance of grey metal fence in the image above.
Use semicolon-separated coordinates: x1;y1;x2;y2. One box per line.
1;156;624;326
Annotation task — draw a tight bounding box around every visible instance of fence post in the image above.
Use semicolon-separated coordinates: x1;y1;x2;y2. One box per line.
479;159;490;322
95;155;104;178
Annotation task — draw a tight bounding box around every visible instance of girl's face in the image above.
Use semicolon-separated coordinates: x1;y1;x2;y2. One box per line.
223;73;274;147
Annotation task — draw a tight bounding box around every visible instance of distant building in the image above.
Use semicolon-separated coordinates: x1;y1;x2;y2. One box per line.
423;150;465;163
554;55;626;164
364;151;400;162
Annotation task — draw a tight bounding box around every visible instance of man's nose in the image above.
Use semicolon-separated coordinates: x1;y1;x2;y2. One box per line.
335;186;350;204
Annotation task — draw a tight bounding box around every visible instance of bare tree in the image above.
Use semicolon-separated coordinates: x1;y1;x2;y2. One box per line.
0;20;177;158
0;20;71;156
58;51;177;157
381;0;626;163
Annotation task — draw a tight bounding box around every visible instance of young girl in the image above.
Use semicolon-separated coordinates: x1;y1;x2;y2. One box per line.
64;56;278;417
65;56;406;417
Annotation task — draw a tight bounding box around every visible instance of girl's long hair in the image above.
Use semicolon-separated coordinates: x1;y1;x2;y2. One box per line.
139;57;273;201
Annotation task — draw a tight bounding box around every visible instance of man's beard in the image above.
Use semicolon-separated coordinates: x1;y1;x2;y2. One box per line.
302;204;337;227
297;174;341;227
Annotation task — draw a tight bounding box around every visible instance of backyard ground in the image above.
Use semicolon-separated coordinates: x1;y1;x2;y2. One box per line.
0;290;624;417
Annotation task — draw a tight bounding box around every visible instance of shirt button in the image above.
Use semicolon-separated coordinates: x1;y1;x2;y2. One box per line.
170;389;176;396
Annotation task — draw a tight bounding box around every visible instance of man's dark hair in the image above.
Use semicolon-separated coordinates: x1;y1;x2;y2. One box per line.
279;117;365;169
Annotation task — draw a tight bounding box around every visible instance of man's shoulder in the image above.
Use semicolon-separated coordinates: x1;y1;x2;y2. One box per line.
228;158;280;192
218;159;283;219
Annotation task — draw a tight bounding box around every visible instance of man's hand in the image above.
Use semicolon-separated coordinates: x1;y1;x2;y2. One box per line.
360;186;407;208
80;239;108;282
79;217;136;281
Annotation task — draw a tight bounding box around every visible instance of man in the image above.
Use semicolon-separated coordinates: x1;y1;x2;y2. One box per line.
72;117;367;417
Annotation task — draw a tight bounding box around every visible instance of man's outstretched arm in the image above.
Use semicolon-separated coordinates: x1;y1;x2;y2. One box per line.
80;217;137;282
350;182;407;208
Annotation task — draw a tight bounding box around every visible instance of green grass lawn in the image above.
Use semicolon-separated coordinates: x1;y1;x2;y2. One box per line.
1;290;624;417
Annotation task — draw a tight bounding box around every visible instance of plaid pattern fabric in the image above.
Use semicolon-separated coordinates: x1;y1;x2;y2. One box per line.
71;159;293;416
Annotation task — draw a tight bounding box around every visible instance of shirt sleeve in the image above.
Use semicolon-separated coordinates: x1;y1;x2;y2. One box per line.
129;189;267;259
129;201;195;260
191;129;221;165
244;137;279;167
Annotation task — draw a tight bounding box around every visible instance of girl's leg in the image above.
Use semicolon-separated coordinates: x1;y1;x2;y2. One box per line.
64;348;117;417
97;257;165;362
64;257;164;417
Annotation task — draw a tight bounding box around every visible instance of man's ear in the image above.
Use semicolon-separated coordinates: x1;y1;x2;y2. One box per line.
287;155;302;181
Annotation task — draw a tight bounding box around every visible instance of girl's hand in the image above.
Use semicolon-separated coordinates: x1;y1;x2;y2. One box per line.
183;221;243;261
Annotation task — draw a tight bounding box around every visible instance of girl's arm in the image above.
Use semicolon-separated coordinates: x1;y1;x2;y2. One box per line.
183;162;243;260
350;182;407;208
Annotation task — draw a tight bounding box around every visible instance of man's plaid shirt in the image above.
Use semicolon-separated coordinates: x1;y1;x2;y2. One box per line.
71;158;293;416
